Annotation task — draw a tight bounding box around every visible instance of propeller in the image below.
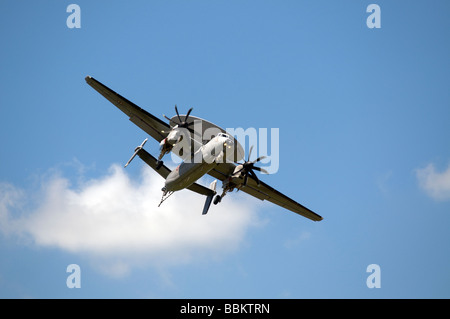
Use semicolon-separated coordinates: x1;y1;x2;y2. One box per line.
163;105;194;132
234;145;269;186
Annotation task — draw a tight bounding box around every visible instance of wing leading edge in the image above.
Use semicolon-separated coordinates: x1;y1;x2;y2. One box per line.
86;76;321;221
85;76;170;142
86;76;214;198
137;147;215;197
209;163;323;221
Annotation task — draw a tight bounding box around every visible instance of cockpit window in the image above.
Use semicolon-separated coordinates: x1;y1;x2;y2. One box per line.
218;132;230;138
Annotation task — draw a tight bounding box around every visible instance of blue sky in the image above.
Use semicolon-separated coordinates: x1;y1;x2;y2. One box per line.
1;1;449;298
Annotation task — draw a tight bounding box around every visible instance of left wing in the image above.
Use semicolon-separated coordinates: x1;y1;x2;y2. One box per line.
85;76;170;142
86;76;214;198
208;163;323;222
85;76;244;162
137;147;214;197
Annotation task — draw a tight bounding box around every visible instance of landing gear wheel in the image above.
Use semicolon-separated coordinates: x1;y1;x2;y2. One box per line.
156;160;163;170
213;195;222;205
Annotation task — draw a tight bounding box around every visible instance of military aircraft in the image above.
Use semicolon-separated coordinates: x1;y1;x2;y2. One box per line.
85;76;322;221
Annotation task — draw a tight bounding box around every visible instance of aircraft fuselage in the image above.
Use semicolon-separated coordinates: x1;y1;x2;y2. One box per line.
164;133;233;192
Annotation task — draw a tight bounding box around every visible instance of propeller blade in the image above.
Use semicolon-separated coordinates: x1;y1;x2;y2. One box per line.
233;165;245;175
249;169;260;185
248;145;254;162
243;173;249;186
252;166;269;174
175;104;182;122
234;145;267;186
186;126;195;134
185;107;193;122
163;114;178;126
253;155;267;163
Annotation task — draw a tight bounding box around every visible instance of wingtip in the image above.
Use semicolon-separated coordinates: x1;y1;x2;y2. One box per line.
312;213;324;222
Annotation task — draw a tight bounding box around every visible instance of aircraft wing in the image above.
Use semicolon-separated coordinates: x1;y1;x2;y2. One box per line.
137;148;214;196
85;76;208;160
85;76;170;143
208;163;323;221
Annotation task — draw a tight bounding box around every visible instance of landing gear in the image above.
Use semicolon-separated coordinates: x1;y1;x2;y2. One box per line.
159;187;174;207
213;178;240;205
213;195;222;205
156;137;175;167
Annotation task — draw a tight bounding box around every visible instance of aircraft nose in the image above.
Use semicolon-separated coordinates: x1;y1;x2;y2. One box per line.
224;138;234;149
164;170;178;191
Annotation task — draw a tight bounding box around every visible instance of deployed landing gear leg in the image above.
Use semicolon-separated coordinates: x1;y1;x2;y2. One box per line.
214;182;234;205
156;137;174;170
159;188;174;207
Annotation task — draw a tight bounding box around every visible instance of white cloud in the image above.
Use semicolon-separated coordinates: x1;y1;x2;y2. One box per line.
0;164;262;277
416;163;450;201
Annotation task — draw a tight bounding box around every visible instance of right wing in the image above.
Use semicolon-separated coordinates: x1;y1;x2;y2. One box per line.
85;76;170;143
208;163;323;222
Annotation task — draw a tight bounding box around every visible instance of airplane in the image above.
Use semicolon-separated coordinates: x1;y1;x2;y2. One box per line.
85;76;323;222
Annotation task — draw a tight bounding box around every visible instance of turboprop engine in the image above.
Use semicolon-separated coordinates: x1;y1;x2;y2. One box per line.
156;105;194;169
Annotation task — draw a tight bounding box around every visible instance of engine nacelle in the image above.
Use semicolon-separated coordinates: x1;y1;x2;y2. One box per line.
160;126;187;149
